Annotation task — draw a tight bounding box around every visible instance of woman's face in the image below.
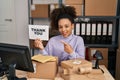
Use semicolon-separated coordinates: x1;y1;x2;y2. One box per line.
58;18;74;38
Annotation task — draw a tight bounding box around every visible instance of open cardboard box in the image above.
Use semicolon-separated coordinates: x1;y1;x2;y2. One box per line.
27;55;58;79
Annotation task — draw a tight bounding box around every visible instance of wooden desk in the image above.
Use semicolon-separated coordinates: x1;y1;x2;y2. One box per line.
99;65;115;80
15;65;114;80
1;65;114;80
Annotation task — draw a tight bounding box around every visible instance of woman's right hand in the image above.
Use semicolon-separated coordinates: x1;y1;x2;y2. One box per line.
34;38;44;50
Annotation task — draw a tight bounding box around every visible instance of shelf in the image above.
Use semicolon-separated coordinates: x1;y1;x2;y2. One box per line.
85;44;118;48
28;0;119;49
74;16;120;23
77;16;120;19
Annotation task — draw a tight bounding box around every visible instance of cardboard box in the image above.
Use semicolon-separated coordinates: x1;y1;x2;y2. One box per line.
88;48;108;60
61;59;92;75
88;48;108;68
27;60;58;79
31;4;49;18
85;0;117;16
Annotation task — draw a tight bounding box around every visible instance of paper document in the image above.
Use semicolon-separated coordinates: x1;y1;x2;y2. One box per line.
29;25;49;40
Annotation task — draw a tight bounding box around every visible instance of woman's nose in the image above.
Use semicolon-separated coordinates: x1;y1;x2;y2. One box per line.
62;27;65;32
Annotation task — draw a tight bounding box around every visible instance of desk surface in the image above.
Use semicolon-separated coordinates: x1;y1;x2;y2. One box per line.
15;65;114;80
99;65;115;80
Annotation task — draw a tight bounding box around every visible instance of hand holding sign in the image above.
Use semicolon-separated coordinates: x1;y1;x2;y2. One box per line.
61;40;73;54
34;38;44;50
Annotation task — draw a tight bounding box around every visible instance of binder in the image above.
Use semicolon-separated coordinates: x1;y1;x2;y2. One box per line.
96;23;102;44
107;23;113;44
74;21;113;45
86;23;91;44
91;23;96;44
81;23;86;42
75;23;80;35
101;23;108;44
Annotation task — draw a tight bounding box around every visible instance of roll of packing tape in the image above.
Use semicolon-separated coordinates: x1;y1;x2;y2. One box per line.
78;67;92;74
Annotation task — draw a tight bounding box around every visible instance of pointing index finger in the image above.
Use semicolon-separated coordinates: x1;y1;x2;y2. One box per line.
61;40;68;46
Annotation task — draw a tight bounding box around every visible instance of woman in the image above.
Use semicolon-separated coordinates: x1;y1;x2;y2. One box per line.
34;5;85;64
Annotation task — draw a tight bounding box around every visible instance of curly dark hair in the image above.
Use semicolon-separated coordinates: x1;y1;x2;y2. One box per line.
50;5;77;30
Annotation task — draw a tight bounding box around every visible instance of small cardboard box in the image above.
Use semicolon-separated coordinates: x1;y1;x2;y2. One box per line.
61;59;92;75
27;55;58;79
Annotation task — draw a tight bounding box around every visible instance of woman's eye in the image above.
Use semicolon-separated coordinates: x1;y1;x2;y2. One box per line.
65;25;69;28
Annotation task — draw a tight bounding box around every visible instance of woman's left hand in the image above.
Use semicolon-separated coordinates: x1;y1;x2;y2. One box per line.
61;41;73;54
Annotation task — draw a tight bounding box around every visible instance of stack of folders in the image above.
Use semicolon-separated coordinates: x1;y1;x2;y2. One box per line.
74;21;113;44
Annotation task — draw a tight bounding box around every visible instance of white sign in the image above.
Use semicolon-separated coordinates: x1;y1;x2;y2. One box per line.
29;25;49;40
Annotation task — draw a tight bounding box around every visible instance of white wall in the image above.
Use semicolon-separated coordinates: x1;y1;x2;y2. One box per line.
15;0;29;46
